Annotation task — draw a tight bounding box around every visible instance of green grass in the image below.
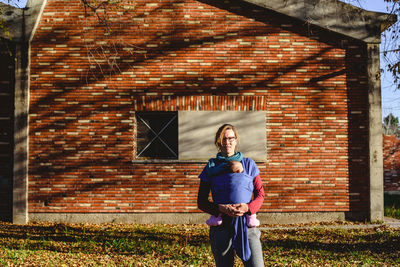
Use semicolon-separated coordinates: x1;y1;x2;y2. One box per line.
385;193;400;219
0;222;399;266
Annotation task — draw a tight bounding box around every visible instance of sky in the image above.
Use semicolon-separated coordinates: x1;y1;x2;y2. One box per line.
1;0;399;120
351;0;400;120
0;0;26;8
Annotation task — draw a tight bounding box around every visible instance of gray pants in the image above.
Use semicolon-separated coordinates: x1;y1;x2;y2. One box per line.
209;226;264;267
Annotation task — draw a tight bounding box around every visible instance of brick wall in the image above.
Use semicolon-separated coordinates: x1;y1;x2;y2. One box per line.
383;134;400;192
0;39;15;221
28;0;370;214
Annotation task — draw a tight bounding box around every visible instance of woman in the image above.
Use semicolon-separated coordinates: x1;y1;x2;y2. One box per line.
197;124;265;267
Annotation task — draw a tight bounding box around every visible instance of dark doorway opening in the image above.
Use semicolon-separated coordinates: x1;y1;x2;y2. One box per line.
0;39;15;222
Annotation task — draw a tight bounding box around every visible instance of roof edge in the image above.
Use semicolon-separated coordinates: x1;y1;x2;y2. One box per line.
244;0;397;43
0;0;46;42
0;0;397;43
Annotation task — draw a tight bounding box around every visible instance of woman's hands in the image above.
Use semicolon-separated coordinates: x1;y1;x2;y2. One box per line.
218;203;249;218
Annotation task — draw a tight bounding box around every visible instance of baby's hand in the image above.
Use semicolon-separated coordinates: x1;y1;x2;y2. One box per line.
229;162;243;173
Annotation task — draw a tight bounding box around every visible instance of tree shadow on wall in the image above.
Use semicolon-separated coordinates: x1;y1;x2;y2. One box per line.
5;0;373;217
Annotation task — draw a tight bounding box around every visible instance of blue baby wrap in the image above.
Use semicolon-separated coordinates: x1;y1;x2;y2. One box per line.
211;172;254;204
199;156;260;262
211;172;254;261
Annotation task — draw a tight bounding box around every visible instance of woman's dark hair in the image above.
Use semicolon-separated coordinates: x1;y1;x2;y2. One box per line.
214;124;240;151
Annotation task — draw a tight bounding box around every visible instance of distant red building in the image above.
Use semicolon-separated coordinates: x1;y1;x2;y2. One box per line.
383;134;400;193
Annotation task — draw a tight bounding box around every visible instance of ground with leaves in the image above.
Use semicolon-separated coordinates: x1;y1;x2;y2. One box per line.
0;222;399;266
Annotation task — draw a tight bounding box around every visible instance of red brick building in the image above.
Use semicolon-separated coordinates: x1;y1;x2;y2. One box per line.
383;134;400;193
0;0;395;224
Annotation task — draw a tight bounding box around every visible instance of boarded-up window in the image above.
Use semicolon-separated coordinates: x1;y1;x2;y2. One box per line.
136;111;266;161
136;112;178;159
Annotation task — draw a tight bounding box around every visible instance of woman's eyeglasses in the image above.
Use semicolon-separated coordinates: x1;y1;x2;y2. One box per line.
222;137;236;143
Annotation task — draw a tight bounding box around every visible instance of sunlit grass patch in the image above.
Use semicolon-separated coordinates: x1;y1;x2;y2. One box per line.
0;222;399;266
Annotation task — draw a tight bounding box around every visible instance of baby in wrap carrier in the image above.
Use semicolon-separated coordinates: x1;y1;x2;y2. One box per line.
206;161;260;227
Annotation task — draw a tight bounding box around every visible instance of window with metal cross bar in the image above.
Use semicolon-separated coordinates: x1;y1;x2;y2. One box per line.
136;112;178;159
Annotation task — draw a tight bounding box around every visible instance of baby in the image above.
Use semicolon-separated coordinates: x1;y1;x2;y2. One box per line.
206;161;260;228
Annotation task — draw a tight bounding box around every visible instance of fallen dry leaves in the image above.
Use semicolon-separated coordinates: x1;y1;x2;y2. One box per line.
0;221;398;266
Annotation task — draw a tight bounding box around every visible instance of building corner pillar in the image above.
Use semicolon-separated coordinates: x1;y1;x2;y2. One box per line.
13;41;29;225
367;43;384;222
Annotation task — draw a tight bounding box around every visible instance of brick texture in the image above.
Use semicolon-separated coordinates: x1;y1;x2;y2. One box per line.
28;0;371;214
383;134;400;192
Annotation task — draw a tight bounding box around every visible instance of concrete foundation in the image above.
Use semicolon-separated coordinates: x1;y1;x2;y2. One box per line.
29;212;349;225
